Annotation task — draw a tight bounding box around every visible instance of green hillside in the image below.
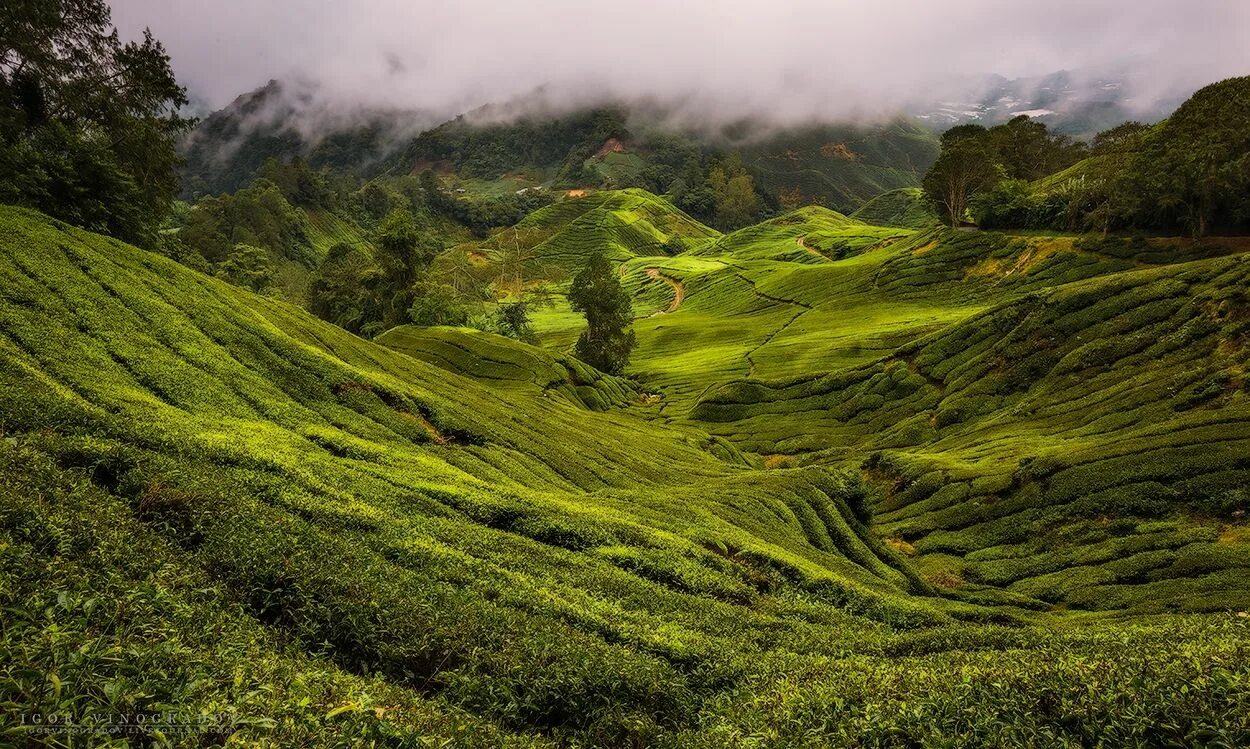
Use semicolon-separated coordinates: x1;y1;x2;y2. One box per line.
692;206;909;263
528;200;1250;618
687;232;1250;612
375;325;640;411
738;120;939;213
852;187;940;228
3;199;1250;746
479;188;719;271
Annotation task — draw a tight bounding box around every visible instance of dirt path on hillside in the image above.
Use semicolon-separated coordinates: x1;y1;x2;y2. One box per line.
646;267;684;315
796;235;829;261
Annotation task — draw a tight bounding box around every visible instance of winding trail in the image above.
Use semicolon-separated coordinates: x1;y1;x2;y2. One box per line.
646;267;685;315
795;234;830;261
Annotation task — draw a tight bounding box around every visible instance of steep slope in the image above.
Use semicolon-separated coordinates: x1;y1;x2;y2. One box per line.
736;120;939;212
179;79;426;196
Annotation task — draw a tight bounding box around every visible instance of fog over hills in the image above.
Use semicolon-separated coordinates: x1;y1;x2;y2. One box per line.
114;0;1250;130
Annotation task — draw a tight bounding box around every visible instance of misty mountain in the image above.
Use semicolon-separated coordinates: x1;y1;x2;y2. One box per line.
910;69;1185;137
178;80;941;213
180;79;437;197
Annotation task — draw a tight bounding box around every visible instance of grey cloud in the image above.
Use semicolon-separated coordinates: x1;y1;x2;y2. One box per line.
110;0;1250;123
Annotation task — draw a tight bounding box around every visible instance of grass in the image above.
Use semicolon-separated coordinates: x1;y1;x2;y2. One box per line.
2;199;1250;746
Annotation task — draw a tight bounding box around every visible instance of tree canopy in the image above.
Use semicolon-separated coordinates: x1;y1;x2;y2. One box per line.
922;126;1002;228
568;252;636;375
0;0;191;246
943;77;1250;237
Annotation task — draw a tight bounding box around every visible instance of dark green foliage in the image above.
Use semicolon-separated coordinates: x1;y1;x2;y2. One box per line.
569;252;636;374
968;78;1250;235
922;125;1003;227
258;156;339;210
407;279;471;327
493;300;535;342
988;115;1087;181
0;0;191;246
215;242;275;292
421;169;556;237
374;208;442;327
707;153;763;230
179;178;314;265
308;242;382;333
1134;76;1250;236
735;119;940;214
970;179;1039;229
178;80;407;196
406;108;629;182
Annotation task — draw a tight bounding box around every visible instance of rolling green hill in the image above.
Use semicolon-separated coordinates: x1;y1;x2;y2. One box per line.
692;205;909;263
852;186;940;229
478;188;719;271
3;200;1250;746
528;199;1250;618
375;325;640;411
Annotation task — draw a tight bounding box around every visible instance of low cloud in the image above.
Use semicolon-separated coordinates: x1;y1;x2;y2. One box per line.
112;0;1250;125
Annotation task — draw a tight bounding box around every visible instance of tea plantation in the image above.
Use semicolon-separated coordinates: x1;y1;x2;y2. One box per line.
2;201;1249;746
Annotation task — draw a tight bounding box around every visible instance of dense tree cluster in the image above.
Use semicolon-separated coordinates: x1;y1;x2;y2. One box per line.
926;77;1250;237
0;0;192;246
179;178;315;267
405;108;630;182
922;118;1084;228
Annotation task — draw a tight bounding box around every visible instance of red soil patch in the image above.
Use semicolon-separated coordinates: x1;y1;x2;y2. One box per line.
593;138;628;158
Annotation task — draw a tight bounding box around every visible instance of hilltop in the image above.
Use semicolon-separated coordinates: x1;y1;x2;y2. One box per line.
475;189;718;270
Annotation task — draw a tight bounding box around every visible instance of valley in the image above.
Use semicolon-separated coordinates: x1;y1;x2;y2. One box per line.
3;4;1250;743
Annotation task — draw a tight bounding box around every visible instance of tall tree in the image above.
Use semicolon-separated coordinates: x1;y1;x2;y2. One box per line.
568;251;636;375
308;242;382;334
0;0;191;245
922;126;1002;228
1083;121;1152;235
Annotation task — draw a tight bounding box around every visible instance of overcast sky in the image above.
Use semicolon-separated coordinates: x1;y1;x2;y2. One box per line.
110;0;1250;121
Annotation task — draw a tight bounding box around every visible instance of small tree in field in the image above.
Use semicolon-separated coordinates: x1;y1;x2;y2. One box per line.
569;252;635;374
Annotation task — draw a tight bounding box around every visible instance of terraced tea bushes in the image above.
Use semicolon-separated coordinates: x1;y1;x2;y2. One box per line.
3;200;1250;745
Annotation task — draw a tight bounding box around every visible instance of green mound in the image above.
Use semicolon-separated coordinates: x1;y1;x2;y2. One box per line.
852;187;940;229
480;188;719;271
692;205;910;263
376;325;639;410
